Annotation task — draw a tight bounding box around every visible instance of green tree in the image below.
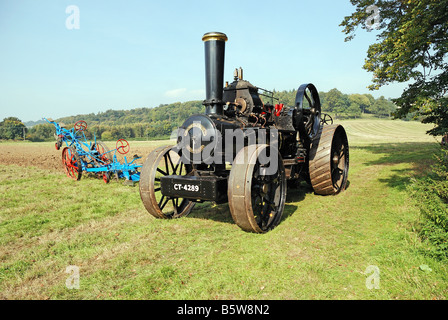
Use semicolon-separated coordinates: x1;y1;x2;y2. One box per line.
341;0;448;135
134;123;146;138
27;123;54;142
349;94;372;114
324;89;351;118
371;96;396;118
274;89;296;106
101;131;113;141
325;88;343;113
336;94;351;118
346;102;362;118
364;94;376;113
0;117;26;140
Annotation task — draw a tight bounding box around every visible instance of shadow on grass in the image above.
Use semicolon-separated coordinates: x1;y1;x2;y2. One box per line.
378;170;412;191
185;181;316;229
352;142;439;166
352;141;439;191
187;202;233;225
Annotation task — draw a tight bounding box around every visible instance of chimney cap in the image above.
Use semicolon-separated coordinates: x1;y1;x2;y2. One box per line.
202;32;228;42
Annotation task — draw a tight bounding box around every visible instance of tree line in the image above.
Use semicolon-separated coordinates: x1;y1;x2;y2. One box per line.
1;88;397;142
274;88;396;119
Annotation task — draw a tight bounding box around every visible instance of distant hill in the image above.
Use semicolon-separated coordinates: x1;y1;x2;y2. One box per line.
22;89;397;142
55;100;205;126
25;100;206;141
27;88;396;128
24;119;46;127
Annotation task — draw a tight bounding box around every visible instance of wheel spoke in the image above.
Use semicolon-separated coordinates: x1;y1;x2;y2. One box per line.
252;169;283;230
252;194;263;217
339;146;345;159
159;196;169;210
171;199;178;214
139;146;196;220
164;154;170;175
158;152;183;215
331;165;337;174
172;161;183;176
167;153;176;174
262;200;270;216
304;91;312;107
332;165;342;177
70;166;76;178
334;182;341;191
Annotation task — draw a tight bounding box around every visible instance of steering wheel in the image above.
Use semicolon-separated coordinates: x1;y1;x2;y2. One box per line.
74;120;87;132
116;139;130;154
321;113;334;125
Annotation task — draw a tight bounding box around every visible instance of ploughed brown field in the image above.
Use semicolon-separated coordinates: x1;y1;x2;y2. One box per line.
0;140;171;173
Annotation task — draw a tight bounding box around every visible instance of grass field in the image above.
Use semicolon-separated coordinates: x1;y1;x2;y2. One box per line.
1;118;447;300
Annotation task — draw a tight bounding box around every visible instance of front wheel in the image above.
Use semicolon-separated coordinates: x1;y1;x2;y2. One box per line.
228;144;287;233
139;145;195;219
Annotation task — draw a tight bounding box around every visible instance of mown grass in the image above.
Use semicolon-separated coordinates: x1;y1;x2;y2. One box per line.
1;118;448;300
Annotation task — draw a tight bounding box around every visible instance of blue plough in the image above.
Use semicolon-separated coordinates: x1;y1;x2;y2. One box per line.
45;118;142;184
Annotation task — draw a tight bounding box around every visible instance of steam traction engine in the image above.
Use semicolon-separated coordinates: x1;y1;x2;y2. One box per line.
139;32;349;233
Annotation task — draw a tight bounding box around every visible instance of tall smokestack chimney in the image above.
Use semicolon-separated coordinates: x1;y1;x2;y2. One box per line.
202;32;227;115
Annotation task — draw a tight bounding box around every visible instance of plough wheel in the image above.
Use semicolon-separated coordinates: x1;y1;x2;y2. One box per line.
74;120;87;132
102;172;110;184
116;139;130;155
309;124;349;195
62;147;82;181
93;141;111;165
228;144;287;233
139;145;195;219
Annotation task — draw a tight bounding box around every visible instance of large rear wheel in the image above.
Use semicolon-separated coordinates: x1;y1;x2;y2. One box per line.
228;144;287;233
309;124;349;195
139;145;196;219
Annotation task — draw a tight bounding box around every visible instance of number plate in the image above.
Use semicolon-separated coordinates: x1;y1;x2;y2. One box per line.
173;183;200;193
159;175;227;203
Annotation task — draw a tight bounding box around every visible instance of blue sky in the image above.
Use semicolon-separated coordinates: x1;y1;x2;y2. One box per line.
0;0;408;122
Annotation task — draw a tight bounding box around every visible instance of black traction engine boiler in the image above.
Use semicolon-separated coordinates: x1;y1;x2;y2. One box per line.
139;32;349;233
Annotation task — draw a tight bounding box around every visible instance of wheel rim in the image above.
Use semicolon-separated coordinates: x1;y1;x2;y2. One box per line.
330;130;348;192
139;145;195;219
250;160;286;231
